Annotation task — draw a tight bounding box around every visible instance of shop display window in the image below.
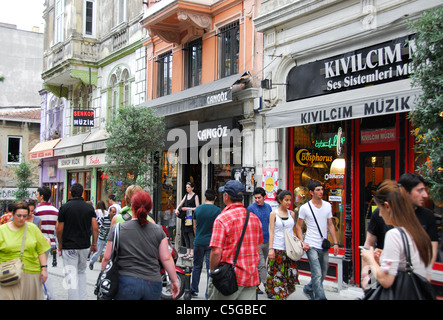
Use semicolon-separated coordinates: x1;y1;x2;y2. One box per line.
159;151;178;235
291;122;345;247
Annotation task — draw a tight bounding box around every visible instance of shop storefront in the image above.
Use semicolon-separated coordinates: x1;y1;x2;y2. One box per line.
141;72;259;243
54;128;109;206
29;138;64;208
265;34;442;289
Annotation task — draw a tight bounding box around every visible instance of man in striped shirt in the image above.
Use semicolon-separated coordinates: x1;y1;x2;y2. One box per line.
34;186;59;299
35;186;59;263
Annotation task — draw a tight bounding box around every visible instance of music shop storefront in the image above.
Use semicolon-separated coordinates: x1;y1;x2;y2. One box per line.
54;129;110;206
265;35;442;289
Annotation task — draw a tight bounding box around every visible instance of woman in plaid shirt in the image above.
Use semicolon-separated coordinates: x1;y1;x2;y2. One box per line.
209;180;263;300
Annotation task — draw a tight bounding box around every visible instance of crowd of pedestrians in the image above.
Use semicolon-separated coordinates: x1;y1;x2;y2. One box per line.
0;172;438;300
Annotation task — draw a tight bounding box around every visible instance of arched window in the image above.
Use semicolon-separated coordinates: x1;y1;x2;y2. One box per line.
73;83;91;134
121;69;130;107
107;67;131;123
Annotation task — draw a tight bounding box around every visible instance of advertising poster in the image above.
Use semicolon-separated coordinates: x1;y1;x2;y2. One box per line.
262;168;278;201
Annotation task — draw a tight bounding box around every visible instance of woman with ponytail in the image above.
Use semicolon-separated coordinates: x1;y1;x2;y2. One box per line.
101;191;179;300
361;180;433;290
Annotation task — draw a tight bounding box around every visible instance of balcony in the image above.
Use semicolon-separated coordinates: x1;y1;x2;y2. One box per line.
42;37;99;87
141;0;213;44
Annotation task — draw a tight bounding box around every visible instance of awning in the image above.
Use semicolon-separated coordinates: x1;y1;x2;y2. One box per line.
54;132;90;157
82;128;109;152
29;138;62;160
139;72;251;117
265;79;421;128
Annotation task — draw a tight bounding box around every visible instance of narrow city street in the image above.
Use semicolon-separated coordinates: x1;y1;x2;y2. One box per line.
45;256;363;301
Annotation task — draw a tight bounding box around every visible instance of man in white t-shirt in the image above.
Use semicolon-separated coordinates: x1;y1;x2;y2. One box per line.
296;180;339;300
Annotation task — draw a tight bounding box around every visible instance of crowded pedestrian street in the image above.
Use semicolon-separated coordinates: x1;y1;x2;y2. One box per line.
45;255;363;301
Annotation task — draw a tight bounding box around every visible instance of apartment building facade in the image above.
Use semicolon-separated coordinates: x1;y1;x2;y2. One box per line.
140;0;265;213
40;0;147;205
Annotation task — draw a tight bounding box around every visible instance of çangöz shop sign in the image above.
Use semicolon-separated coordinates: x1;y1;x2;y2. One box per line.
73;110;94;127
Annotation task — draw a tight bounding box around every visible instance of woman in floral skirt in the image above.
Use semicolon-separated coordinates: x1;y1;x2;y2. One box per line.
266;189;299;300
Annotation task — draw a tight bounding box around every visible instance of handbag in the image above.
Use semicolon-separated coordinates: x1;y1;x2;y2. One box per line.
95;224;120;300
362;228;436;300
0;223;27;287
211;210;250;296
277;214;304;261
308;202;331;250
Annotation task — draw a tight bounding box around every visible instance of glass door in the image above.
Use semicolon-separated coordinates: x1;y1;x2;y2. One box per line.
359;150;395;245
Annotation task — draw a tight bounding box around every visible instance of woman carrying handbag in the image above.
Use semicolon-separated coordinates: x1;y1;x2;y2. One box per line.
266;189;300;300
101;191;179;300
0;201;50;300
361;180;435;300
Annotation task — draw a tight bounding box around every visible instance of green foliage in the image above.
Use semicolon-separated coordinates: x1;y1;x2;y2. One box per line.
12;156;35;201
408;7;443;203
104;105;165;200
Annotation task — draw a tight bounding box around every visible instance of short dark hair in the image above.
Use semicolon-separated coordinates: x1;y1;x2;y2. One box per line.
253;187;266;197
71;183;84;198
205;189;217;201
38;186;52;202
7;203;14;212
307;180;322;192
398;173;426;193
108;194;116;201
26;199;37;207
226;193;243;203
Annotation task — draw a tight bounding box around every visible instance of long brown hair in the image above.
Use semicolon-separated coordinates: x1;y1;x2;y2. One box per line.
374;180;432;266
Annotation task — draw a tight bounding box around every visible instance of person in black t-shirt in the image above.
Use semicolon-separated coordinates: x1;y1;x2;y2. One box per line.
361;173;438;289
56;183;98;299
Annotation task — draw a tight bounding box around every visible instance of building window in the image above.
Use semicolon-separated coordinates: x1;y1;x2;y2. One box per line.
73;83;91;135
55;0;65;43
290;122;345;247
122;69;130;107
158;52;172;97
116;0;127;26
186;38;202;88
219;21;239;78
84;0;95;36
108;74;118;123
7;136;22;163
47;97;63;141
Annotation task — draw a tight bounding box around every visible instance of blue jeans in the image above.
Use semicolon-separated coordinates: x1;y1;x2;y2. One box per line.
115;275;162;300
190;245;211;299
89;238;106;265
304;247;329;300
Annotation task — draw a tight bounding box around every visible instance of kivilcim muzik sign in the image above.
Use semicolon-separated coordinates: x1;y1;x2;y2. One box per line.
286;35;417;101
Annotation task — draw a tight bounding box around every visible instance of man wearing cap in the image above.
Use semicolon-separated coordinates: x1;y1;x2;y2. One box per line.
209;180;263;300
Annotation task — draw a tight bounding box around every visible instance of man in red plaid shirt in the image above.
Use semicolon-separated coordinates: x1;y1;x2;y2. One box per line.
209;180;263;300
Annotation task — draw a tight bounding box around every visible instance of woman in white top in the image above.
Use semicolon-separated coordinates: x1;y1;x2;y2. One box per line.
266;189;299;300
361;180;433;292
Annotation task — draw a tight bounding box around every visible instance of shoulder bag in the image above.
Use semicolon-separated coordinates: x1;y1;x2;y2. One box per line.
210;210;250;296
0;223;28;286
277;214;304;261
362;227;436;300
95;223;120;300
308;201;331;250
